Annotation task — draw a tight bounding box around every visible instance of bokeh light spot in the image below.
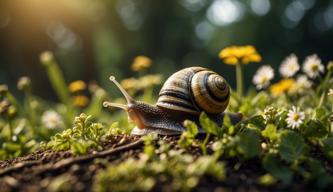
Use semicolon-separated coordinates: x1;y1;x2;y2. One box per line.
206;0;245;26
250;0;271;16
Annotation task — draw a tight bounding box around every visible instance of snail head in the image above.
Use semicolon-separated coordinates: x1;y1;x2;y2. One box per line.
103;76;147;129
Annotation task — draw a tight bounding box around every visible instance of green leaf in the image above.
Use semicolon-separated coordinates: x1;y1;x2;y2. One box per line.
223;114;235;135
199;112;222;137
261;124;278;142
179;121;198;149
236;128;261;159
322;137;333;160
71;141;89;155
183;120;198;137
276;111;288;130
237;115;265;130
223;114;232;128
303;158;325;178
314;107;327;120
278;130;307;162
302;119;328;139
257;174;276;186
262;154;293;184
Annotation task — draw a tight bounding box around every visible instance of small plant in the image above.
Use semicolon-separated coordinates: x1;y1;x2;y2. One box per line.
46;113;108;155
94;144;225;192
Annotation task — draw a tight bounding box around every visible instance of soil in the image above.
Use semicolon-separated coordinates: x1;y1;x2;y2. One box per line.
0;135;330;192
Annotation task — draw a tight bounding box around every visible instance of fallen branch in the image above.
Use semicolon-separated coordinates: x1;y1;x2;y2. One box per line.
0;139;143;177
35;138;143;175
0;160;41;177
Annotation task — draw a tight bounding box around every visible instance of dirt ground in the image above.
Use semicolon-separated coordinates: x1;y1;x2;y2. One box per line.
0;135;328;192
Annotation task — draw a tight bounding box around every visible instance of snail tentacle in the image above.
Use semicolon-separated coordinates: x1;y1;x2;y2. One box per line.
109;76;134;104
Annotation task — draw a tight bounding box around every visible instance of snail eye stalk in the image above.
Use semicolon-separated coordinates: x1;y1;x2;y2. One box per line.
103;101;128;110
103;76;135;111
109;76;134;104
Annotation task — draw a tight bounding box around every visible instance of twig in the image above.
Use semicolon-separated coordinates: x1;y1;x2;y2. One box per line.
0;139;143;177
0;160;41;177
35;138;143;175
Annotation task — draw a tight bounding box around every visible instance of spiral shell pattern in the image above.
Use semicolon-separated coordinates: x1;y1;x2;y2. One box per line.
157;67;229;114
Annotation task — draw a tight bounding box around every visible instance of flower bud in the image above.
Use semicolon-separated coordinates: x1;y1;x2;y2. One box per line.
17;76;31;91
0;84;8;95
263;106;278;123
327;61;333;71
40;51;54;66
79;113;88;122
0;99;11;116
7;105;17;118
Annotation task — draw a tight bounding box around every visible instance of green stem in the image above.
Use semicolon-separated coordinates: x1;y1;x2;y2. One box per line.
44;61;70;104
236;63;243;99
84;90;106;117
317;92;325;108
41;53;75;125
7;117;13;141
230;88;241;103
26;91;37;131
201;133;210;155
316;70;332;109
4;92;18;109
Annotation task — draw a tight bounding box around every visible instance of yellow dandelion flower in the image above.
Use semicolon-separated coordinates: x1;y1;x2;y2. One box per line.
69;80;87;93
73;95;89;108
219;45;261;65
120;78;138;91
242;53;262;64
131;56;152;71
270;79;295;96
224;57;239;65
138;74;163;89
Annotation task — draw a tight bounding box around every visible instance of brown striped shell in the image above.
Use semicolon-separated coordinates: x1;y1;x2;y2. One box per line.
157;67;230;115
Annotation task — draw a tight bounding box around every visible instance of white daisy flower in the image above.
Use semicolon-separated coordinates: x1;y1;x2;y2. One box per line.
302;54;324;78
279;54;300;78
286;106;305;129
41;110;64;129
288;75;312;95
296;75;312;89
252;65;274;89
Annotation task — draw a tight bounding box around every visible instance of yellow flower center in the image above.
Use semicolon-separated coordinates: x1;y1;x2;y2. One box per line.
292;113;300;121
311;64;318;71
260;76;268;84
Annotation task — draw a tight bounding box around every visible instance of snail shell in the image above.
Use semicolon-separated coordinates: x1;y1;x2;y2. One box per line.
104;67;237;135
157;67;230;115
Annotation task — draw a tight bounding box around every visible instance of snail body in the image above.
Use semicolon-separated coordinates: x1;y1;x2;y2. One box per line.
103;67;242;135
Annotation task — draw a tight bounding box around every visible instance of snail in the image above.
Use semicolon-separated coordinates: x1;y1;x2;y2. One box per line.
103;67;243;135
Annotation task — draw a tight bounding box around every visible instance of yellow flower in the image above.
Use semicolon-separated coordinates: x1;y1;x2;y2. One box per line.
138;74;162;89
121;78;138;91
219;45;261;65
131;56;152;71
73;95;89;108
270;79;295;96
69;80;87;93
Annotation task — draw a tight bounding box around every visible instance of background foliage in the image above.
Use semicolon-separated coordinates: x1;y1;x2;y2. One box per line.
0;0;333;99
